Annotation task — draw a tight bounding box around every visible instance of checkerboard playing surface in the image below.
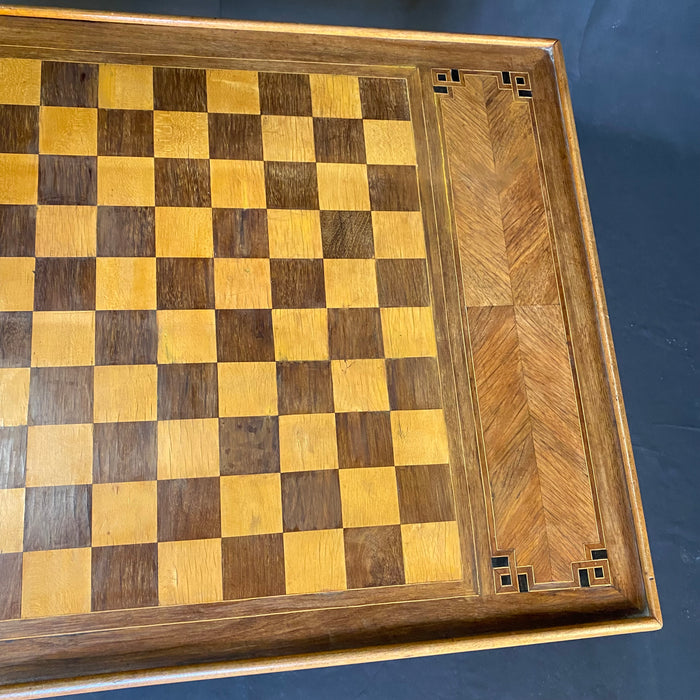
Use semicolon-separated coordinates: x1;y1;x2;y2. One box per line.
0;59;462;619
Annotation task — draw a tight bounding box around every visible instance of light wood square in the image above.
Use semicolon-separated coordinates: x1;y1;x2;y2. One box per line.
98;156;154;206
0;154;38;204
22;548;92;618
317;163;370;211
0;257;34;311
272;308;328;361
39;107;97;156
390;409;449;466
154;111;209;159
309;74;362;118
331;359;389;412
0;489;24;553
99;64;153;110
262;115;315;162
339;467;400;528
0;58;41;105
267;209;322;258
210;159;266;208
31;311;95;367
220;474;283;537
155;207;213;258
401;521;462;583
158;539;223;606
363;120;416;165
207;69;260;114
35;206;96;257
157;418;220;479
324;259;378;308
94;365;158;423
157;310;217;364
372;211;426;258
284;529;347;594
218;362;278;417
25;424;92;487
279;413;338;472
92;481;158;546
0;368;29;426
96;258;156;310
215;258;271;309
381;306;438;358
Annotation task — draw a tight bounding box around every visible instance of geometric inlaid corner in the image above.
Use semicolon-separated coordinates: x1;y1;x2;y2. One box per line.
432;67;533;100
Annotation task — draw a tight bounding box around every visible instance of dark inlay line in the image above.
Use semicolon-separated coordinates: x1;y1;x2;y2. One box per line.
517;573;529;592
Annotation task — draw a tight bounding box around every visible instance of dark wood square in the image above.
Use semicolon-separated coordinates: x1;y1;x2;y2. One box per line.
320;211;374;258
387;357;442;410
208;113;263;160
368;165;420;211
157;478;221;541
344;525;405;588
216;309;275;362
93;421;157;483
156;258;214;310
277;361;334;415
376;259;430;307
153;67;207;112
0;105;38;153
281;470;342;532
335;411;393;469
38;155;97;206
95;310;157;365
222;534;286;599
0;312;32;367
396;464;455;523
0;205;35;256
23;484;92;551
97;109;154;157
264;161;318;210
97;206;155;257
154;158;211;208
313;118;366;163
0;553;22;621
28;366;93;425
358;77;410;121
219;416;280;475
328;308;384;359
0;426;27;489
34;257;96;311
259;72;312;116
213;209;268;258
91;543;159;611
40;61;98;108
270;259;325;309
157;363;218;421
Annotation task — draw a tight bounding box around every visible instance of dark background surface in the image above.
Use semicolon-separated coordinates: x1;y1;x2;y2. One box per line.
14;0;699;697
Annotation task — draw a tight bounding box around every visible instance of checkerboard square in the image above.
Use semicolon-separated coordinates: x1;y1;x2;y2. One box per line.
0;426;27;488
0;58;41;106
0;368;30;426
213;208;268;258
157;309;217;364
25;423;92;487
0;489;24;552
339;467;400;528
401;521;462;583
0;258;34;311
157;418;219;479
157;478;221;541
264;161;318;209
207;69;260;114
218;362;278;417
272;308;328;361
210;160;266;208
208;113;263;160
157;257;214;309
0;104;38;153
376;258;430;307
93;421;157;483
96;257;156;310
344;525;405;588
262;115;315;162
215;309;274;362
396;464;455;523
331;359;389;412
320;210;374;258
313;118;365;163
270;258;325;308
97;206;155;257
97;109;154;157
153;67;207;112
317;163;370;211
23;484;92;551
381;307;437;358
0;312;32;368
277;361;334;415
158;539;222;606
0;205;35;256
324;259;378;308
0;553;22;620
391;410;449;466
39;106;96;156
259;72;312;117
154;111;209;159
279;413;338;472
35;205;96;257
335;411;393;469
222;534;285;599
282;470;342;532
283;529;346;594
38;155;96;205
214;258;272;309
367;164;420;211
0;154;38;205
157;363;218;420
94;364;158;423
91;543;158;611
387;357;442;410
95;310;157;365
358;77;410;121
92;481;158;546
41;62;98;108
221;473;283;537
154;158;210;208
309;74;362;119
30;311;93;367
267;209;322;258
363;120;416;165
97;156;154;206
372;211;426;258
219;416;279;475
155;207;213;257
328;308;384;360
28;366;93;425
98;64;153;110
34;257;95;311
